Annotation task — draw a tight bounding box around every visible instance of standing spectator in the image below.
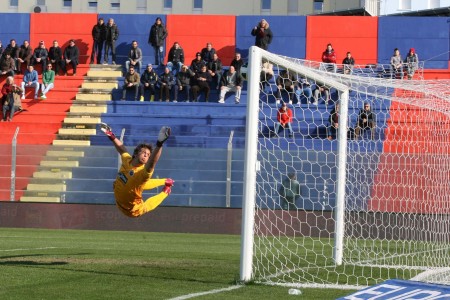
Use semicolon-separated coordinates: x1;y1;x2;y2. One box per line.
251;19;273;50
121;65;140;101
166;42;184;74
190;52;205;74
218;65;242;104
405;48;419;80
0;52;16;77
276;69;296;105
390;48;403;79
149;17;168;67
1;76;23;122
200;42;216;64
91;17;106;64
140;64;158;102
279;172;300;210
48;40;63;76
322;43;337;73
20;65;40;100
17;40;33;74
158;67;174;102
103;18;119;65
273;102;294;138
125;40;143;74
208;53;223;89
191;65;212;102
40;63;55;99
230;52;244;74
174;65;195;103
342;52;355;75
31;40;48;72
355;102;376;140
62;39;79;76
328;103;339;140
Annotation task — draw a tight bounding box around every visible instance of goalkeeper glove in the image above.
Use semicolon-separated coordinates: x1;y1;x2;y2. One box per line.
165;178;174;187
162;185;172;195
100;122;116;141
156;126;171;147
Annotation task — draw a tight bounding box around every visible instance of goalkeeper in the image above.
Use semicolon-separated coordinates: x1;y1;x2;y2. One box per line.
100;123;174;218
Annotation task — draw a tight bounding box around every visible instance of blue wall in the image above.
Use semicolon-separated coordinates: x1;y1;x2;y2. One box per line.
0;13;30;49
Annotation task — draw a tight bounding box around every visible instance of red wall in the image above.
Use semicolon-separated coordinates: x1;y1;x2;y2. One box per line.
306;16;378;66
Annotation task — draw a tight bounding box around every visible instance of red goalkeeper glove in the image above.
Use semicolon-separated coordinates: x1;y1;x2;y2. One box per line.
165;178;174;187
156;126;171;147
100;122;116;141
162;185;172;195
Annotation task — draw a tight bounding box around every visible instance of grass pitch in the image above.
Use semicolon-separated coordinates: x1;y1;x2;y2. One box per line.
0;228;354;299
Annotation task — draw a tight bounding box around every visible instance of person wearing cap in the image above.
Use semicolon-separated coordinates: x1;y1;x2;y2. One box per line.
273;102;294;138
190;52;205;73
140;64;158;101
251;19;273;51
125;40;142;74
31;40;48;72
62;39;79;76
405;48;419;80
149;17;168;67
91;17;106;64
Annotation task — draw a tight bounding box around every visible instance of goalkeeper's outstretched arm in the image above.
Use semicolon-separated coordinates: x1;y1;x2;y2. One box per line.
100;122;127;155
145;126;171;173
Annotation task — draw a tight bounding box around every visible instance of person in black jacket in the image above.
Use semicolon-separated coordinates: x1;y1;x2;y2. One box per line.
31;40;48;72
139;64;158;102
251;19;273;50
355;102;376;140
17;40;32;74
158;67;174;102
208;53;223;89
191;65;212;102
174;65;195;103
90;18;106;64
149;17;168;67
167;42;184;74
103;18;119;65
48;40;63;75
62;39;79;76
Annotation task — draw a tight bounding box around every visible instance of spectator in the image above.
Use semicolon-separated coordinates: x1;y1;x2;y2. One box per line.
140;64;158;102
40;63;55;100
279;172;300;210
20;65;40;100
158;67;175;102
190;52;205;74
0;40;4;58
313;84;331;105
121;65;140;101
90;17;106;64
273;102;294;138
149;17;168;67
191;64;212;102
103;18;119;65
48;40;63;76
355;102;376;140
230;52;244;74
328;103;339;140
1;76;23;122
32;40;48;72
62;39;79;76
260;60;274;91
251;19;273;50
174;65;195;103
167;42;184;74
405;48;419;80
322;43;337;73
218;65;243;104
390;48;403;79
0;52;16;77
276;69;296;105
295;76;313;104
17;40;33;74
200;42;216;64
208;53;223;90
4;39;20;65
342;51;355;75
125;40;143;74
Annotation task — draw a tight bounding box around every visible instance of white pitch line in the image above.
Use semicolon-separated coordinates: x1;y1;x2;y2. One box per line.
0;247;59;252
167;285;243;300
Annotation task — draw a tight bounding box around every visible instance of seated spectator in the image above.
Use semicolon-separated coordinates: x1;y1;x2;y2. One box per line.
279;172;300;210
1;76;23;122
0;40;4;58
166;42;184;74
276;69;296;105
390;48;403;79
121;65;140;101
405;48;418;80
139;64;158;102
230;52;244;74
0;52;16;77
40;63;55;99
191;65;212;102
20;65;40;100
48;40;63;76
321;43;337;73
31;40;48;72
208;53;223;89
342;52;355;75
125;40;142;74
295;76;312;104
4;39;20;69
174;65;195;103
200;42;216;64
313;84;330;105
190;52;205;74
62;39;79;76
17;40;33;74
158;67;175;102
355;102;376;140
260;60;274;91
273;102;294;138
328;103;339;140
218;65;243;104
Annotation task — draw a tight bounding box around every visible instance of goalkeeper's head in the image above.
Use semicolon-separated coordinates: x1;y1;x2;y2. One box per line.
132;143;153;165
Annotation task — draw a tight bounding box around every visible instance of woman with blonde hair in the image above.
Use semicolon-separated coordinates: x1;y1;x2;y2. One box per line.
1;76;23;121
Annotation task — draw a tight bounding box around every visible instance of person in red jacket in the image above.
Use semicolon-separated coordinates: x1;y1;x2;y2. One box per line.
321;43;337;73
273;102;294;138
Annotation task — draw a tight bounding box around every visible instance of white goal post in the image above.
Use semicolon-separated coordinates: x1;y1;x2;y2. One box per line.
240;46;450;289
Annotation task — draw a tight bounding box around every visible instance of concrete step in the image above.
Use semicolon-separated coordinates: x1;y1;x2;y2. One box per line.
89;64;123;71
58;128;97;135
33;170;72;179
70;105;107;114
46;150;85;157
82;82;118;89
40;160;79;167
53;139;91;146
76;93;112;101
26;183;67;191
63;117;101;124
87;70;122;77
84;76;119;83
20;196;61;202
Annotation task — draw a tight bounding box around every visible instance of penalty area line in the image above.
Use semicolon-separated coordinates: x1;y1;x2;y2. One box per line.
168;285;243;300
0;247;60;252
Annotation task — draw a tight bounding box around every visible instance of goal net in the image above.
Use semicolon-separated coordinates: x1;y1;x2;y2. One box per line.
240;46;450;290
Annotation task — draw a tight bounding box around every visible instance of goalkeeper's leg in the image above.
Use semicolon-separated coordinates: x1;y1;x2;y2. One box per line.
142;178;174;190
142;180;173;214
